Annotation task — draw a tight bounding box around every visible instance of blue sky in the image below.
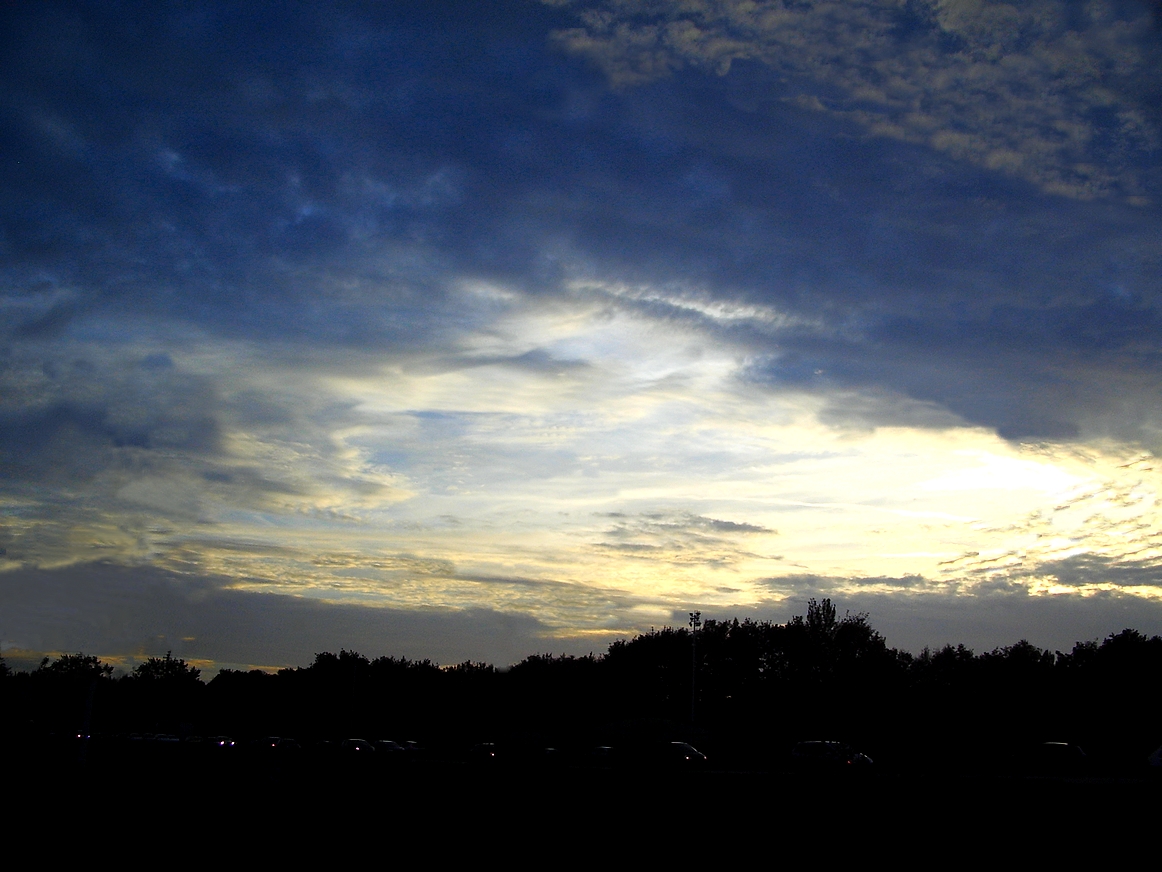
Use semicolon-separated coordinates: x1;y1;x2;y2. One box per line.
3;0;1162;672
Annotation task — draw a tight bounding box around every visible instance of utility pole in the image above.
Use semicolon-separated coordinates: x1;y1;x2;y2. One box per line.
689;611;701;725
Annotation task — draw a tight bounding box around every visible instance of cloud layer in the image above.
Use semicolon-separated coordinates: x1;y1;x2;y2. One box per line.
2;1;1161;667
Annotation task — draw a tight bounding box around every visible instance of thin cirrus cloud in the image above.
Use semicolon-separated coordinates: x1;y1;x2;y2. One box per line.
1;1;1161;670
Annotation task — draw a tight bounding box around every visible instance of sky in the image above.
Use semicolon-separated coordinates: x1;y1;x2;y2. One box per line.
3;0;1162;673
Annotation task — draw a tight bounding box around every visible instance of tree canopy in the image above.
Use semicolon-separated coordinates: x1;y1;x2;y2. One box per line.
7;601;1161;764
34;652;113;682
129;651;201;685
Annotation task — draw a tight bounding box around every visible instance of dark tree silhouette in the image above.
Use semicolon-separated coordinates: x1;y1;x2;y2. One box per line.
35;653;113;682
124;652;204;735
129;651;201;685
805;597;838;640
28;653;115;738
8;606;1162;778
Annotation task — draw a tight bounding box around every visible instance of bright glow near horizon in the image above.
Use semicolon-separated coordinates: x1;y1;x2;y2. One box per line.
9;283;1159;646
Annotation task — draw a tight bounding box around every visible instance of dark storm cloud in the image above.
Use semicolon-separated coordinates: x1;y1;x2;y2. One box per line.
744;332;1159;443
1003;552;1162;589
541;0;1162;443
0;562;552;671
4;1;1142;312
0;338;382;549
0;350;221;484
5;0;1160;452
2;0;586;341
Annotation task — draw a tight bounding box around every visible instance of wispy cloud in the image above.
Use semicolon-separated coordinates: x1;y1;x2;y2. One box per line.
550;0;1161;201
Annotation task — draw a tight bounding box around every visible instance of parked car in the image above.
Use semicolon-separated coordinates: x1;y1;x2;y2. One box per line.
789;740;873;774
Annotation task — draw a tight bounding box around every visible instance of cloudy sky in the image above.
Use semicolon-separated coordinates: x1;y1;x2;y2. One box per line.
4;0;1162;672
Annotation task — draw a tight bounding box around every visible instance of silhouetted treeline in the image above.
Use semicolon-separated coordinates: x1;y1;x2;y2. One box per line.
4;600;1160;772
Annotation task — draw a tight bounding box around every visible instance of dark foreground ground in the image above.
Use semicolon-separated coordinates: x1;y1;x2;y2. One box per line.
7;741;1158;861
